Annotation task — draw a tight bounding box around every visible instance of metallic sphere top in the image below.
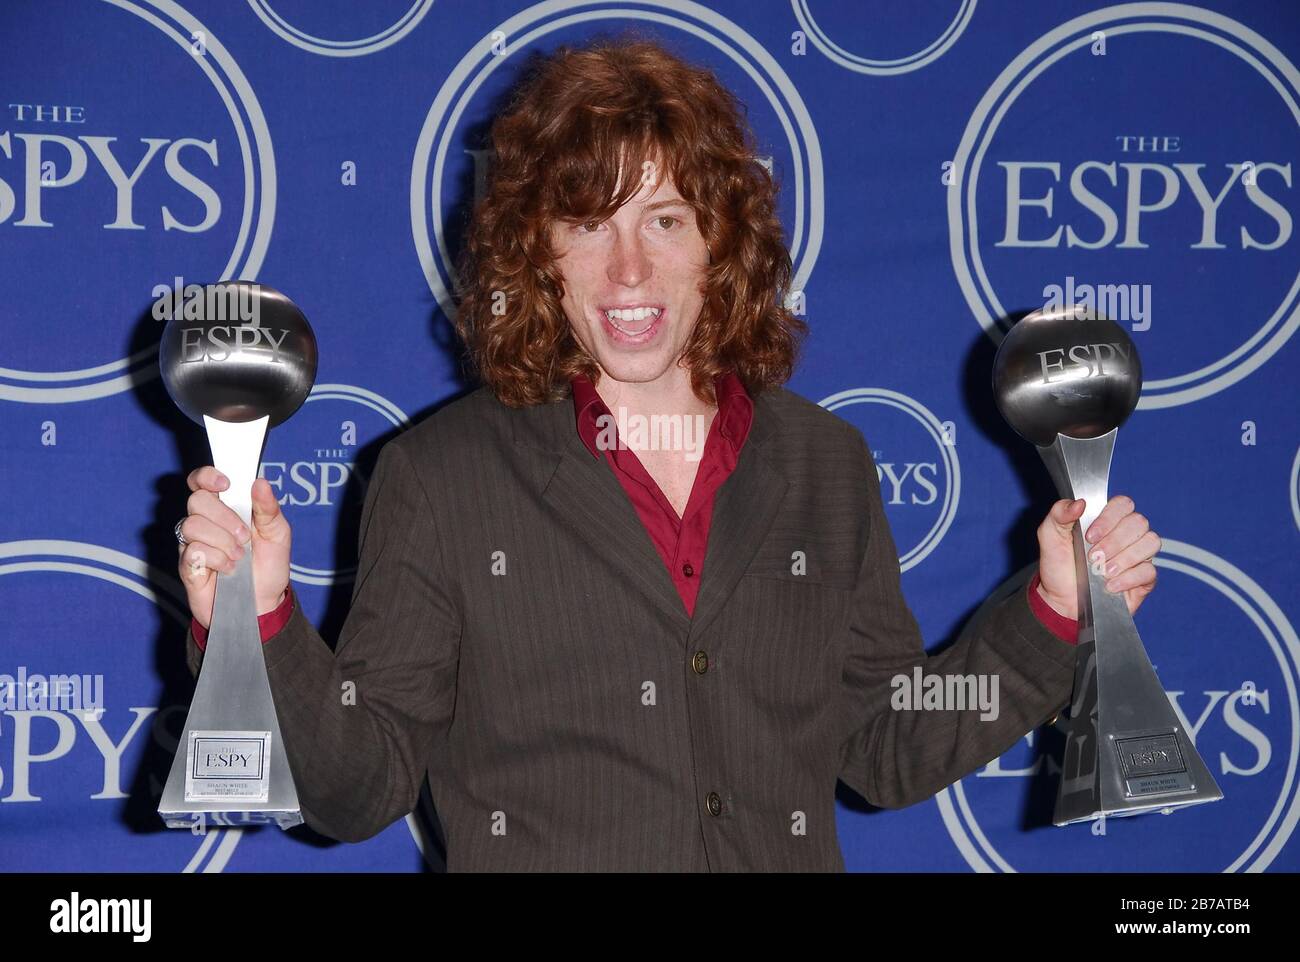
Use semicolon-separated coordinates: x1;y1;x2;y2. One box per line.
992;305;1142;447
158;281;318;428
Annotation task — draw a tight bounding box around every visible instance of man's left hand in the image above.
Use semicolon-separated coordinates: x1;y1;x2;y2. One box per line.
1036;495;1160;620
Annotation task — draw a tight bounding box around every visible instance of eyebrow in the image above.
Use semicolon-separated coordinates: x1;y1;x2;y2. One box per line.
560;197;692;225
642;198;692;212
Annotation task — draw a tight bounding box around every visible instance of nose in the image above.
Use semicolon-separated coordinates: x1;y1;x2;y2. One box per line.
606;227;652;288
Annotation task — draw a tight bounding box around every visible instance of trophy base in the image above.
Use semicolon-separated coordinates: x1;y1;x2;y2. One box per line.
158;723;304;831
1053;795;1220;827
1053;722;1224;827
158;806;304;831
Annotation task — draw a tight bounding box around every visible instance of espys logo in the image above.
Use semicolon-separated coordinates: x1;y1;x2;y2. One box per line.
819;388;959;571
938;543;1300;871
0;0;274;403
948;3;1300;408
0;541;244;872
792;0;976;75
264;384;408;587
411;0;823;321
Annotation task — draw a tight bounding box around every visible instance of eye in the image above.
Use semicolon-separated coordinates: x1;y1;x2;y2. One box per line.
654;215;678;230
577;219;602;233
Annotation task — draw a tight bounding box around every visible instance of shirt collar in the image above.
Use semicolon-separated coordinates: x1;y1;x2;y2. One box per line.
571;371;754;460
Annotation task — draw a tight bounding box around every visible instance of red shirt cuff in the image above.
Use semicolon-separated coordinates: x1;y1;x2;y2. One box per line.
1027;571;1078;645
191;586;294;652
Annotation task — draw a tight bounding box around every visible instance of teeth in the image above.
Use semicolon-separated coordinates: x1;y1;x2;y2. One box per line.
605;306;660;323
603;306;660;336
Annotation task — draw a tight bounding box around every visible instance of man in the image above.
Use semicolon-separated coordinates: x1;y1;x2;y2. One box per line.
176;36;1159;871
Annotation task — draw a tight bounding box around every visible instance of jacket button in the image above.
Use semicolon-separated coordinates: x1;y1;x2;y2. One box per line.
682;562;694;577
705;792;722;816
691;650;709;674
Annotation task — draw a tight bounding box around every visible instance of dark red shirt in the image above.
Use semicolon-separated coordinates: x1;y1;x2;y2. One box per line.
570;371;752;617
192;379;1077;647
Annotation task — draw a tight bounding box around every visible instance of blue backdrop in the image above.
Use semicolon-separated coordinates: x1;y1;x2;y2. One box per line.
1;0;1297;872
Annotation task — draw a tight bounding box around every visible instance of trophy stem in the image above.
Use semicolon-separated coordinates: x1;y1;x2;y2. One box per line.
205;414;266;531
1037;430;1222;825
203;415;268;653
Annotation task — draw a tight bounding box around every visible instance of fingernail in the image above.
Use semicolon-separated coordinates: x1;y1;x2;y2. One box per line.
236;525;250;543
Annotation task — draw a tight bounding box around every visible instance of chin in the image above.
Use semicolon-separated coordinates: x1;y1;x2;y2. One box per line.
591;352;678;385
587;345;681;382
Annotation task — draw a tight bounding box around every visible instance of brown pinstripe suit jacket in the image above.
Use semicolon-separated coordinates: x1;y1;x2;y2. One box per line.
186;384;1076;871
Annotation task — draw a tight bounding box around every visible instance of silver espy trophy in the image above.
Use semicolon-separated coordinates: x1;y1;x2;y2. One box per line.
992;305;1222;826
157;281;316;829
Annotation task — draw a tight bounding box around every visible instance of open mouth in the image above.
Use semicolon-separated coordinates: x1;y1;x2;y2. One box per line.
600;305;665;344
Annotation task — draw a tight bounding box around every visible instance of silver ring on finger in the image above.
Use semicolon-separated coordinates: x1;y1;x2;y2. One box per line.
175;518;189;547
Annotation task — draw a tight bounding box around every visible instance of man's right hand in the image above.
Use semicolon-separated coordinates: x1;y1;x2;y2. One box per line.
178;467;292;630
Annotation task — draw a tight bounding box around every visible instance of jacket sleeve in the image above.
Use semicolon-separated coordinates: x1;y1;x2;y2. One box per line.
836;430;1076;809
185;438;462;842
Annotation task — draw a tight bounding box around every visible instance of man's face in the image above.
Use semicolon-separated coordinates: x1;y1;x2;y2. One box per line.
549;168;708;390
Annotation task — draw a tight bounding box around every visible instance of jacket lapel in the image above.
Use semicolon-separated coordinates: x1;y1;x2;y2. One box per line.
687;392;788;639
545;447;692;629
516;397;689;629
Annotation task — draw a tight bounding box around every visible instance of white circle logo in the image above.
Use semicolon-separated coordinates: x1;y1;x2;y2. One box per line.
0;540;244;871
246;0;434;57
947;3;1300;409
938;540;1300;871
1290;443;1300;536
791;0;977;75
0;0;275;404
819;387;960;571
276;384;409;587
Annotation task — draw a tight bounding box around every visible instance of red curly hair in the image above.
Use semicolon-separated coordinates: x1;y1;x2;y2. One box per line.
452;31;807;407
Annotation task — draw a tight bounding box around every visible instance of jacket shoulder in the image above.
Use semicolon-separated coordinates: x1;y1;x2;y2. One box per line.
757;385;868;457
384;386;509;463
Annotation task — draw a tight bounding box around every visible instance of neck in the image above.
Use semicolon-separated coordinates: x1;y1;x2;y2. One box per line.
593;364;716;419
